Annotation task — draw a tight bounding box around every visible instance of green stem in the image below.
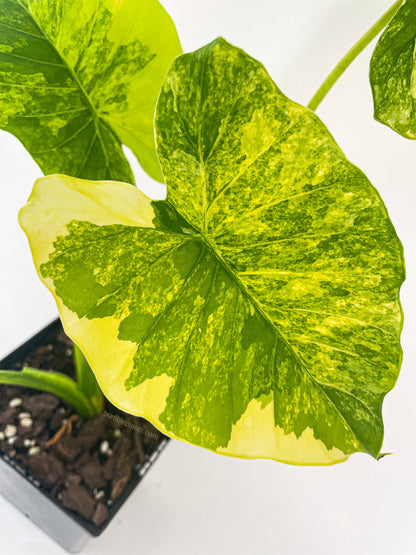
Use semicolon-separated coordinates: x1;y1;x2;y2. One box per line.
307;0;403;111
73;344;104;414
0;367;96;419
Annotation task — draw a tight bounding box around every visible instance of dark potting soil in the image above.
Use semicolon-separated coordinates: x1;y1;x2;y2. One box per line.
0;328;165;531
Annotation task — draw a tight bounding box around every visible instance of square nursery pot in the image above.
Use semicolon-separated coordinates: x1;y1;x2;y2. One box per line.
0;319;169;552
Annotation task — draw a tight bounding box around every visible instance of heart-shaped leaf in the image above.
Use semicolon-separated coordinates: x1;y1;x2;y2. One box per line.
370;0;416;138
20;39;405;464
0;0;181;182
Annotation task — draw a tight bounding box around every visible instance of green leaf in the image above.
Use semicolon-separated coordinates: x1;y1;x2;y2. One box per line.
0;0;181;182
0;367;97;418
370;0;416;138
19;39;405;465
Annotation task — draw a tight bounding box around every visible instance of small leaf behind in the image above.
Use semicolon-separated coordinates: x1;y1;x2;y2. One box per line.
370;0;416;138
0;0;181;181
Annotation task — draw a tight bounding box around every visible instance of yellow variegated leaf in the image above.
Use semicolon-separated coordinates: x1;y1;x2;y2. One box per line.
20;40;405;464
0;0;181;182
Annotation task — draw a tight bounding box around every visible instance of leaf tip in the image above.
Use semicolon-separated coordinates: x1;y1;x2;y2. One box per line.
377;452;393;461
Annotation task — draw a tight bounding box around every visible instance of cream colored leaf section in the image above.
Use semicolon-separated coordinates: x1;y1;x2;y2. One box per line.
19;174;155;266
18;175;175;430
56;306;174;431
218;400;347;465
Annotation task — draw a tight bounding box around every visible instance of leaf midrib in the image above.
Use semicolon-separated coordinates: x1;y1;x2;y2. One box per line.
169;72;380;452
19;0;119;179
164;200;375;455
208;230;377;454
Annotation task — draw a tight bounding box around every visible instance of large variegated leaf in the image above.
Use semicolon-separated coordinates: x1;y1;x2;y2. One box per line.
370;0;416;138
0;0;181;182
20;39;405;465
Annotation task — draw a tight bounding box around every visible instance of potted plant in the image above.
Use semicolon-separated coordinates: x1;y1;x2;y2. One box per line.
0;320;169;552
1;0;413;551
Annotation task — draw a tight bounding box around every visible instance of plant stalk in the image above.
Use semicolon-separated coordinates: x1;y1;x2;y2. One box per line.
0;367;96;419
73;344;104;414
307;0;403;111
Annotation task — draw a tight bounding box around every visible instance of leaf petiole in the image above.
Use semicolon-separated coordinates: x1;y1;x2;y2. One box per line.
0;367;97;419
307;0;403;112
73;344;104;414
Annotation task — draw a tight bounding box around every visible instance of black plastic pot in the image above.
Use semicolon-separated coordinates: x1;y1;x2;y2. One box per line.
0;319;168;552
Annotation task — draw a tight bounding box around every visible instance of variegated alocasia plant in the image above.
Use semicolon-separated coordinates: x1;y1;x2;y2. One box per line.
0;0;181;182
20;39;405;465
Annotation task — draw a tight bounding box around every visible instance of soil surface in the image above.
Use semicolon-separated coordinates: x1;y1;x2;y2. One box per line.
0;329;166;531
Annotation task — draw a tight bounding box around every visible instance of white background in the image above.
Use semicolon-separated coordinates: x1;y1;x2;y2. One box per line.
1;0;416;553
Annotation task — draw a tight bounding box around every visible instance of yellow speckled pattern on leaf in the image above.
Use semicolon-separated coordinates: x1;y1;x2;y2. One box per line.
19;40;405;464
0;0;181;181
